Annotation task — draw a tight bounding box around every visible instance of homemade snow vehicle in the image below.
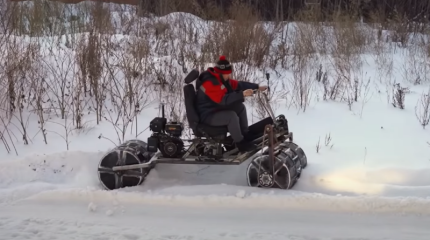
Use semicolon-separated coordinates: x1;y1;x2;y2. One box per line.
97;70;308;191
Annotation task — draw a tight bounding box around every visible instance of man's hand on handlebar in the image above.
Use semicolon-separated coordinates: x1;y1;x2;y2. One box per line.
243;89;254;97
258;85;268;91
243;85;269;97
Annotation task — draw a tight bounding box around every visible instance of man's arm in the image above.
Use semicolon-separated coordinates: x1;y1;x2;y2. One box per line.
201;81;245;106
230;79;259;91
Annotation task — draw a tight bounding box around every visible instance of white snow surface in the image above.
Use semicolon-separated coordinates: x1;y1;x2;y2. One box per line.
2;11;430;240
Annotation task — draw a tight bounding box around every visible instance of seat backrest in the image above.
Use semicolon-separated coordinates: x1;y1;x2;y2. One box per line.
183;84;200;131
184;69;200;84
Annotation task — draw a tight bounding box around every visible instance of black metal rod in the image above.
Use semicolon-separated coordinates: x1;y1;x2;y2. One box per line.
161;103;165;118
266;124;275;188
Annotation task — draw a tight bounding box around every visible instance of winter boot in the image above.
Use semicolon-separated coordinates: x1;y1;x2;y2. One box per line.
243;131;257;142
236;139;257;152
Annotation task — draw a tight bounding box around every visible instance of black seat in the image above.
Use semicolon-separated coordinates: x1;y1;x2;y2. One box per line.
183;70;228;138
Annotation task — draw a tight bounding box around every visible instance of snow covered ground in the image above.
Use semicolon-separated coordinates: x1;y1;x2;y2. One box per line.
2;150;430;240
2;7;430;240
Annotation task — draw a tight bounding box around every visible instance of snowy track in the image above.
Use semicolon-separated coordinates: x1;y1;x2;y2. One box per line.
2;199;430;240
2;151;430;213
1;151;430;239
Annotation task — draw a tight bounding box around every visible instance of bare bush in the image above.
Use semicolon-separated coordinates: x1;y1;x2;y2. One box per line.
403;44;430;85
201;0;280;72
358;77;373;118
316;137;321;153
328;11;366;109
374;48;394;92
415;88;430;129
316;133;334;153
324;133;334;149
27;50;50;145
392;83;407;109
289;55;315;112
46;115;74;150
388;11;411;48
2;40;40;145
89;2;114;34
42;45;75;119
29;75;49;145
286;23;320;112
76;33;104;125
0;116;18;155
101;38;155;144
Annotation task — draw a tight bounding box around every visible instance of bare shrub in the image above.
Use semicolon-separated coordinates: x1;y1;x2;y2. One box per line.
101;38;155;144
392;83;407;109
403;43;430;85
42;45;75;119
374;47;394;88
46;115;74;150
316;137;321;153
358;77;373;118
29;76;49;145
328;14;365;109
293;5;327;54
326;56;350;102
316;133;334;153
331;14;368;56
388;11;410;48
0;116;18;155
286;22;320;112
288;54;315;112
89;2;114;34
2;41;40;145
28;52;50;144
324;133;334;149
201;1;280;71
415;88;430;129
76;33;105;125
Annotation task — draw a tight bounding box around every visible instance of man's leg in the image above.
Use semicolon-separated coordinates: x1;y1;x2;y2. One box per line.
231;103;248;134
203;110;243;143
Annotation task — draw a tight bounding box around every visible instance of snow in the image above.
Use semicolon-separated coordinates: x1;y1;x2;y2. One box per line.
2;7;430;240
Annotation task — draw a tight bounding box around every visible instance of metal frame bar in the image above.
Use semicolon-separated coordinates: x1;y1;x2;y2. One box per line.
110;131;292;171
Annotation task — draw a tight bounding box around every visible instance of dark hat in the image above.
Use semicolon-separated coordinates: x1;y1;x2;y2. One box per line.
214;55;232;74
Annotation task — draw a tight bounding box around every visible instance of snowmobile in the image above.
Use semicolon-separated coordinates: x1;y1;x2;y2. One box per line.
97;70;308;191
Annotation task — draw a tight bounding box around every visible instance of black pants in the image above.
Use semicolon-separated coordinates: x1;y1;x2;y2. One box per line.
203;103;248;143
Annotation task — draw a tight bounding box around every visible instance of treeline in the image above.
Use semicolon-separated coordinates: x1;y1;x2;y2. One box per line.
8;0;430;22
147;0;430;22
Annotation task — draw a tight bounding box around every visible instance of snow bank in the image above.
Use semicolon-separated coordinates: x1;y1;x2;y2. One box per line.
1;151;430;216
24;186;430;216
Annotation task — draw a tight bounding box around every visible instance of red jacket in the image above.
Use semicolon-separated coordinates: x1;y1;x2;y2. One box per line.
195;68;259;121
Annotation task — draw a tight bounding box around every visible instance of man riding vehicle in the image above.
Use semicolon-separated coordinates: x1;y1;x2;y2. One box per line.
195;55;268;152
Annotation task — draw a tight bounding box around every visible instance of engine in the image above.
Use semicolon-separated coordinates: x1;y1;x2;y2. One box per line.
147;117;185;158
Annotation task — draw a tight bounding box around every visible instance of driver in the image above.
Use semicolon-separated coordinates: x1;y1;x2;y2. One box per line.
196;55;268;152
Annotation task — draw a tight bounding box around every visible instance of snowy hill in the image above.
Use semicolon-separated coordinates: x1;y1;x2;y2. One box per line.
1;4;430;239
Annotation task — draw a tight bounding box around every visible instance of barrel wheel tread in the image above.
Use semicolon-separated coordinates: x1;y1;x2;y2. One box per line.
283;142;307;168
246;155;292;189
98;140;153;190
